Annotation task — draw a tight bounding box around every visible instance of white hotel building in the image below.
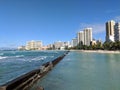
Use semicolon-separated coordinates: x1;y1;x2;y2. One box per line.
71;38;78;47
26;40;42;50
77;31;84;45
77;28;92;46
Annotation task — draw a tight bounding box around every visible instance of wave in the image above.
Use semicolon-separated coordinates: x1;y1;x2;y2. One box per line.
32;56;47;61
15;55;24;58
0;55;24;60
0;56;8;59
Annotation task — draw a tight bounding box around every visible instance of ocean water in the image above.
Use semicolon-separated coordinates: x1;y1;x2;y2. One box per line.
0;50;67;85
31;51;120;90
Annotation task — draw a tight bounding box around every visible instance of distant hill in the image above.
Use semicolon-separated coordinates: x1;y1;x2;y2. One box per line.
0;47;17;51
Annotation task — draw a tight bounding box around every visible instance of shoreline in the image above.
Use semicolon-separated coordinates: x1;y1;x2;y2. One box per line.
70;50;120;54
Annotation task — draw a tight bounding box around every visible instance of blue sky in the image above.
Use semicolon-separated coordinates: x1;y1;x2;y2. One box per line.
0;0;120;47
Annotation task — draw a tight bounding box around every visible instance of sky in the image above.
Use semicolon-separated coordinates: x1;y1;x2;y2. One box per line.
0;0;120;48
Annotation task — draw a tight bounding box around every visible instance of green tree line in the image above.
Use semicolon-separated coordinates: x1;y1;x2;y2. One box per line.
71;41;120;50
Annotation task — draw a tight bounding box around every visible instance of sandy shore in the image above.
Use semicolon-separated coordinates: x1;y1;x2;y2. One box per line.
70;50;120;54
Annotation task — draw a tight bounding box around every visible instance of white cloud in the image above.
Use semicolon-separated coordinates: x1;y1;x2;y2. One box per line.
114;16;120;22
79;23;105;34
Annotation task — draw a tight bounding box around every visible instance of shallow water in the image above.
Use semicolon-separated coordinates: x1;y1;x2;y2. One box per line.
31;51;120;90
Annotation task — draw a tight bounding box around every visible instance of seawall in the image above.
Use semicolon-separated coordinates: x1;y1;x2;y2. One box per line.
0;51;69;90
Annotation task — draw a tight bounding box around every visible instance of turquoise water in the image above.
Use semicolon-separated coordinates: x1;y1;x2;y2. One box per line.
0;50;66;85
31;51;120;90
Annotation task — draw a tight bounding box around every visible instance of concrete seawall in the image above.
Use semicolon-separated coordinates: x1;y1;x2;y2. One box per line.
0;51;69;90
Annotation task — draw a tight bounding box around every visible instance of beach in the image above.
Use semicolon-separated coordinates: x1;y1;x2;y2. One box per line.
70;50;120;54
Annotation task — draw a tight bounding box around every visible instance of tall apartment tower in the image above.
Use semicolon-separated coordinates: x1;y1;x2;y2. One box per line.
84;28;92;46
77;31;84;45
106;20;115;42
114;22;120;41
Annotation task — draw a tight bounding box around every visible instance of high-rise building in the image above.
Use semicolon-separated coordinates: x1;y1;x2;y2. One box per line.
106;20;115;42
84;28;92;46
63;41;70;47
77;28;92;46
26;40;42;50
71;38;78;47
54;41;64;49
114;22;120;41
77;31;84;45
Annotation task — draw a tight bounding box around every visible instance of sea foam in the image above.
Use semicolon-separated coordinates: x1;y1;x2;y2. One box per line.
0;56;8;59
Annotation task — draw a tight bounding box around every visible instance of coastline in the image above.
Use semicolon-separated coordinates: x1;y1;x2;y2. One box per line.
70;50;120;54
